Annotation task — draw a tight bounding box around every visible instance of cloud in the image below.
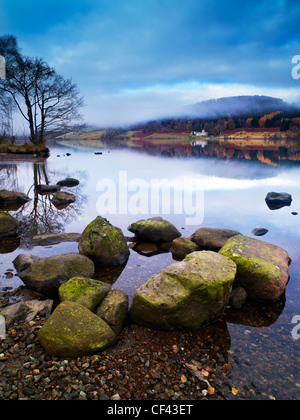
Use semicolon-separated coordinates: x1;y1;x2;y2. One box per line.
2;0;300;126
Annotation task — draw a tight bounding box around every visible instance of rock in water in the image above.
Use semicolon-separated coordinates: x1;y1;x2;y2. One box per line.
0;189;31;205
56;178;79;187
0;212;18;239
130;251;237;331
78;217;130;266
128;217;181;242
38;301;116;358
192;227;241;251
252;228;268;237
265;192;292;210
51;191;76;206
16;253;95;298
219;235;291;301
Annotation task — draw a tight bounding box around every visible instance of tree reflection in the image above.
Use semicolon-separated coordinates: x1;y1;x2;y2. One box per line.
4;162;88;243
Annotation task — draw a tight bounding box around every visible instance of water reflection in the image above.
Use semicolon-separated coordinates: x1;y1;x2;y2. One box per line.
0;141;300;399
0;162;88;243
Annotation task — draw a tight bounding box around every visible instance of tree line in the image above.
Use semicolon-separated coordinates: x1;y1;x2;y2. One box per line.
0;35;83;146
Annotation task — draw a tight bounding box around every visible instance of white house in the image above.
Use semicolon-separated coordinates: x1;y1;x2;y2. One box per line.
191;130;208;137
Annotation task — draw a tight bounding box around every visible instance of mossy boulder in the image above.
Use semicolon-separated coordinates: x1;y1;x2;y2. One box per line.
128;217;181;242
16;253;95;298
59;277;111;312
95;289;129;336
38;301;116;358
130;251;237;331
78;217;130;266
0;212;18;239
219;235;291;301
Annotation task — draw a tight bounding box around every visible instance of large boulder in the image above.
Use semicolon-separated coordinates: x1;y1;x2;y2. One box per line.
15;253;95;298
59;277;111;312
38;301;116;358
192;227;241;251
78;217;130;266
0;189;30;206
128;217;181;242
130;251;237;331
219;235;291;301
0;212;18;239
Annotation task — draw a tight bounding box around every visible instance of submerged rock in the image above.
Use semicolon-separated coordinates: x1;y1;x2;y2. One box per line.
38;301;116;358
130;251;237;331
0;212;18;239
79;217;130;266
192;227;241;251
128;217;181;242
219;235;291;301
16;253;95;298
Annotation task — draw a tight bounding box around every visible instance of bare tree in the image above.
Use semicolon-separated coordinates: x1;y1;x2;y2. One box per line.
0;35;84;145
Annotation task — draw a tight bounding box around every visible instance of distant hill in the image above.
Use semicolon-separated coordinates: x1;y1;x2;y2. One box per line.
185;95;296;119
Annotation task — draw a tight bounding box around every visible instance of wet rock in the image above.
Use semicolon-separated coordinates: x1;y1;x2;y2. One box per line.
192;228;241;251
0;315;6;339
252;228;268;237
0;212;18;239
0;189;31;206
16;253;95;298
51;191;76;206
79;217;130;266
229;287;248;309
38;301;116;358
35;184;61;194
59;277;111;312
265;192;292;210
95;289;129;336
170;237;200;259
219;235;291;301
128;217;181;243
0;299;53;327
13;254;39;273
56;178;79;187
130;251;237;330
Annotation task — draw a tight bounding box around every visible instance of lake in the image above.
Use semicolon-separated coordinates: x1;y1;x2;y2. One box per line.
0;139;300;399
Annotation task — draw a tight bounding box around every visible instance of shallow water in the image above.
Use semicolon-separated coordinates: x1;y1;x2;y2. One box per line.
0;140;300;399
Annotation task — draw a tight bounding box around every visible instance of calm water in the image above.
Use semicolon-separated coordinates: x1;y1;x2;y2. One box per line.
1;141;300;399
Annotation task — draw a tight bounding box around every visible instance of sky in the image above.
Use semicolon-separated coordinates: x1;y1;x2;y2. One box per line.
1;0;300;127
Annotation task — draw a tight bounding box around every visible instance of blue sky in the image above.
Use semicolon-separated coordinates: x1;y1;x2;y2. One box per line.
1;0;300;126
